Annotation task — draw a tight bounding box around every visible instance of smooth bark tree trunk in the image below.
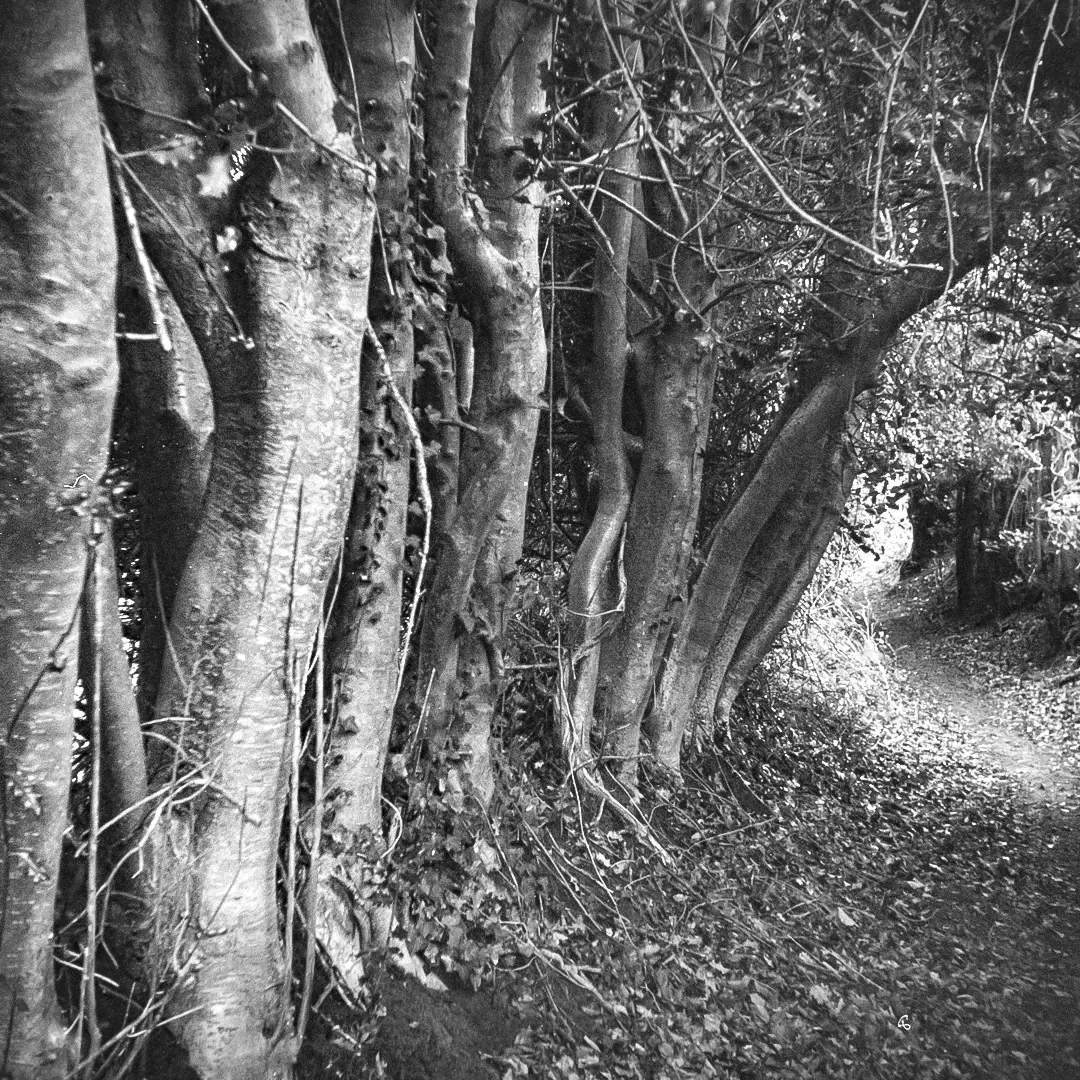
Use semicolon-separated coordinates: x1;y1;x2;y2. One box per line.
152;27;371;1080
648;205;1001;772
94;2;375;1076
90;0;215;725
122;283;213;720
646;369;862;768
597;331;716;786
318;0;416;989
594;1;731;790
416;0;550;807
0;3;118;1076
562;3;640;778
682;443;840;743
713;444;856;731
77;525;148;847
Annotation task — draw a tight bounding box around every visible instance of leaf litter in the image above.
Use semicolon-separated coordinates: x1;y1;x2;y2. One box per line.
304;563;1079;1080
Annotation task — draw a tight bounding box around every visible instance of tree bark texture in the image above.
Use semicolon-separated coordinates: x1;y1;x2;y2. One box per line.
78;525;148;848
0;3;118;1076
319;0;416;990
122;282;214;720
417;0;550;806
593;3;731;789
682;441;850;744
688;439;856;746
94;1;375;1076
648;209;1000;768
646;373;863;769
562;3;640;778
712;443;857;731
90;0;216;722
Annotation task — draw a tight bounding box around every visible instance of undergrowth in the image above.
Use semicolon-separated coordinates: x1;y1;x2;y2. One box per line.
289;532;1080;1079
300;570;1080;1080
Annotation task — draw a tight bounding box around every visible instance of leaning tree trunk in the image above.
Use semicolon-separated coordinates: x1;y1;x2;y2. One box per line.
90;0;216;722
648;206;1001;771
647;363;865;771
415;0;550;807
0;3;118;1076
123;283;214;720
93;1;375;1075
712;442;857;731
318;0;416;991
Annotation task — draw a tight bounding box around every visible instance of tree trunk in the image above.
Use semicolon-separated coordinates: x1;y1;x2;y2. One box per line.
712;445;856;730
955;468;985;618
0;3;118;1076
900;475;950;578
647;436;833;770
90;0;215;723
93;1;375;1075
78;525;148;848
682;441;849;756
562;4;640;778
416;0;550;807
647;362;858;767
318;0;416;989
597;331;716;787
647;202;1002;776
593;2;732;790
121;282;213;720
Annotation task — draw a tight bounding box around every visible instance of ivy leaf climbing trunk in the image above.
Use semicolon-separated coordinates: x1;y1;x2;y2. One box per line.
318;0;417;992
416;0;551;807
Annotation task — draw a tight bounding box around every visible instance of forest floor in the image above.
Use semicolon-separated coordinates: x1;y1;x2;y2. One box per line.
307;560;1080;1080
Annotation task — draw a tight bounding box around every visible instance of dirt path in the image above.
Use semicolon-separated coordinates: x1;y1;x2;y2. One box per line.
884;611;1080;813
873;599;1080;1078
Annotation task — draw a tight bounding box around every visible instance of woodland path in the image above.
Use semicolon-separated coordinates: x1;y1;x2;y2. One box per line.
883;609;1079;812
868;582;1080;1078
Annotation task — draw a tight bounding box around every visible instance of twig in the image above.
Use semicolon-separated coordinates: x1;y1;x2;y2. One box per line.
192;0;366;174
106;147;252;346
79;520;105;1076
669;14;942;272
273;648;303;1048
364;321;430;703
518;936;623;1013
593;0;689;230
140;731;264;826
554;648;673;865
549;167;615;259
297;618;326;1045
101;122;173;353
1022;0;1060;125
